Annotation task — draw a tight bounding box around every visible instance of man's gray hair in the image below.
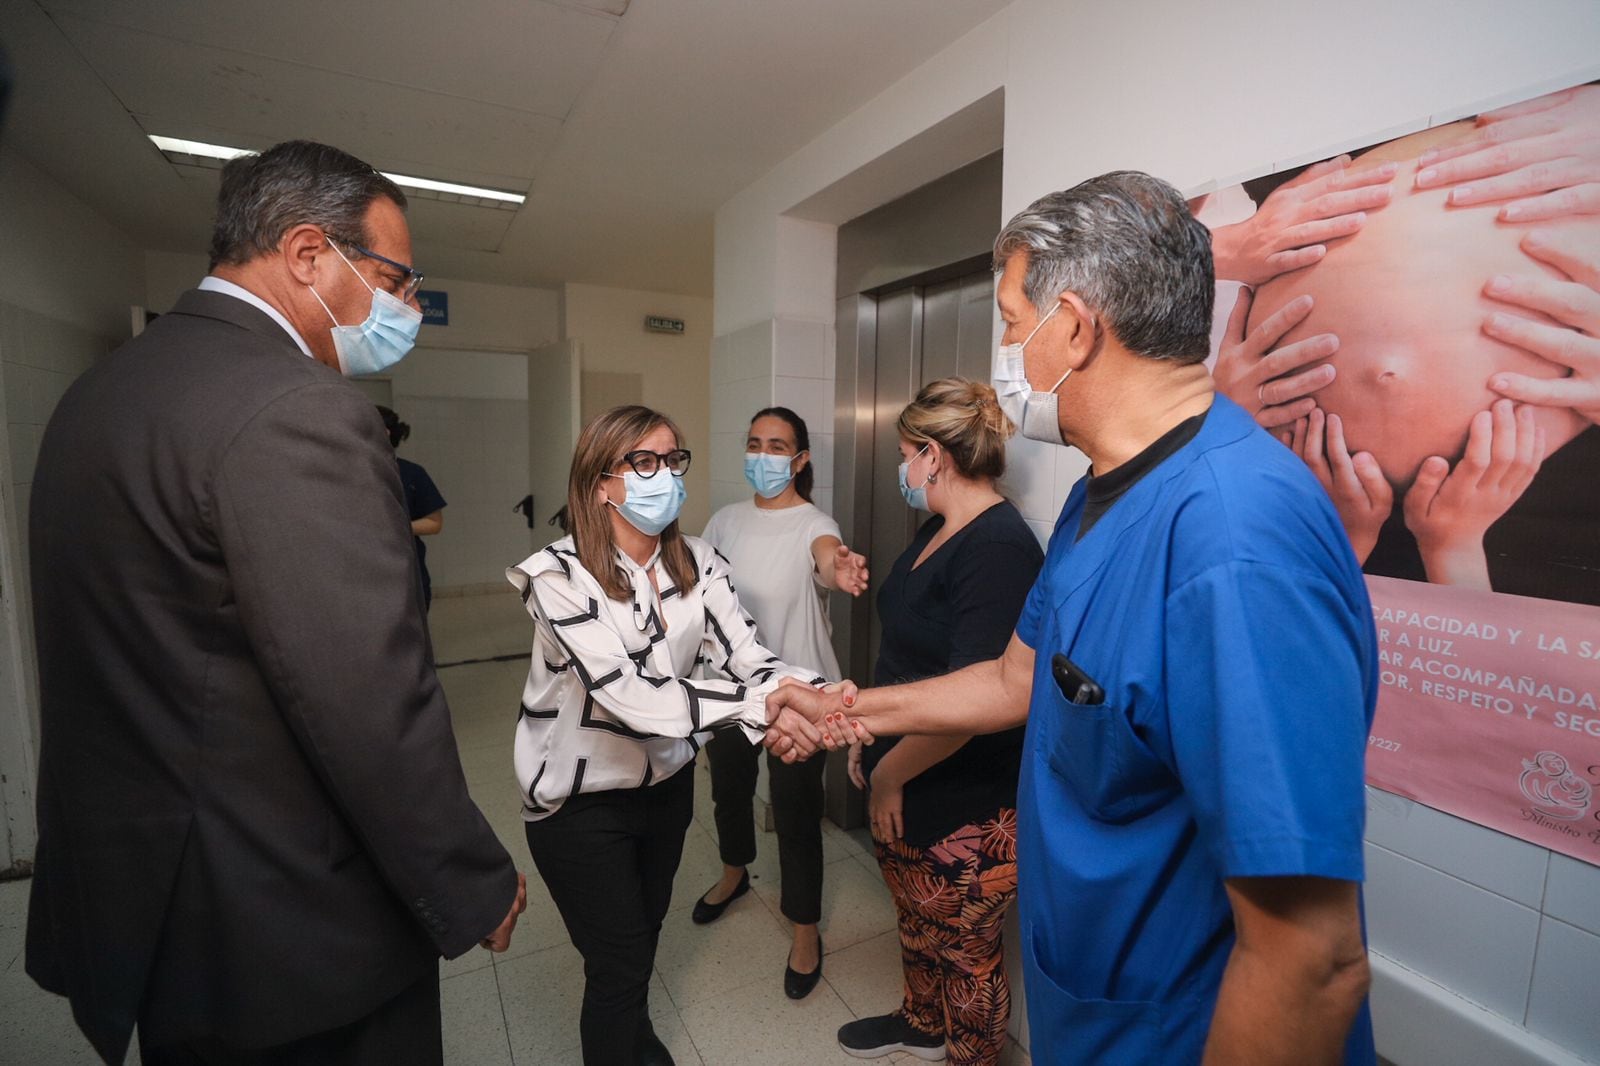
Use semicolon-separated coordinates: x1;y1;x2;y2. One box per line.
208;140;406;270
993;171;1214;364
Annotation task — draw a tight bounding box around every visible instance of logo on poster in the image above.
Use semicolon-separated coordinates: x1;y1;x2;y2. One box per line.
1518;752;1592;829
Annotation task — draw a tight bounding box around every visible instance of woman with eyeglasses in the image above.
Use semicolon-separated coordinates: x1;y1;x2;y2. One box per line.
506;405;830;1066
690;406;868;1000
836;378;1042;1065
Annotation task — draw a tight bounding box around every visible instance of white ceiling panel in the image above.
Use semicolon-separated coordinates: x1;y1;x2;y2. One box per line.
9;0;1010;296
404;198;518;255
39;0;618;118
55;16;557;186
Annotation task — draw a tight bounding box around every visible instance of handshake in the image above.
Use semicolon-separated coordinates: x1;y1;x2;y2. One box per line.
763;677;872;763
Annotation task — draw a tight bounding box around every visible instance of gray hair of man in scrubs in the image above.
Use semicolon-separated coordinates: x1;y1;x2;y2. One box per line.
994;171;1215;364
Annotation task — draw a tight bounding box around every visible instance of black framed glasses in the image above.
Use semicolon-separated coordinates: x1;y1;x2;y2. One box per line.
619;449;691;478
329;235;425;301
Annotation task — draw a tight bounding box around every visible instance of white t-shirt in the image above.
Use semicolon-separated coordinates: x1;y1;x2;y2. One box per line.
701;498;842;681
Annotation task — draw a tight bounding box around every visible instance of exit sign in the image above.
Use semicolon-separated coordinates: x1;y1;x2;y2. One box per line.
644;315;685;335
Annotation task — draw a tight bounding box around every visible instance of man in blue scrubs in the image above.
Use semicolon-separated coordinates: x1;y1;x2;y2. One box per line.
767;171;1378;1065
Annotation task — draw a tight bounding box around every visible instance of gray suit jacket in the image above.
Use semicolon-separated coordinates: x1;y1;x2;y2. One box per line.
25;289;516;1061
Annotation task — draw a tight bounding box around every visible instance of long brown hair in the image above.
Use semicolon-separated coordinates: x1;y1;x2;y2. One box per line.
568;405;698;602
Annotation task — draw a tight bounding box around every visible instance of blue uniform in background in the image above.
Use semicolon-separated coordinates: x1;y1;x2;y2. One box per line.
396;457;446;610
1014;396;1378;1065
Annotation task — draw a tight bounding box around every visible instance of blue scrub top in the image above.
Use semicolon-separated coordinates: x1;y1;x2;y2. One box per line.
1014;396;1377;1065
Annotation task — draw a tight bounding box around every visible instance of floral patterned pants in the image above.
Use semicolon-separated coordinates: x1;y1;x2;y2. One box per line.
874;808;1019;1066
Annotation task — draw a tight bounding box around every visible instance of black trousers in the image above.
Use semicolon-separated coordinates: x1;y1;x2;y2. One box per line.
705;727;825;925
138;964;442;1066
524;765;695;1066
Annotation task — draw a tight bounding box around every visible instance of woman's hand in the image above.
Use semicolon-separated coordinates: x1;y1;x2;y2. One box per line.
1209;155;1396;285
1484;229;1600;426
1404;400;1547;589
1290;408;1393;564
1415;85;1600;222
847;743;866;791
1214;288;1341;431
833;544;870;596
867;769;904;843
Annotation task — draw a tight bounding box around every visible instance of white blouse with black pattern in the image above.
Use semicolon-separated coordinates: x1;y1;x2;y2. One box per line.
505;534;822;820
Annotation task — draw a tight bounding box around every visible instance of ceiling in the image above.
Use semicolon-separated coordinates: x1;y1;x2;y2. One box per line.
0;0;1008;296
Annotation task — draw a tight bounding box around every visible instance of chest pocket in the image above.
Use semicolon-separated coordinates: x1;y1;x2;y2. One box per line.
1039;668;1179;825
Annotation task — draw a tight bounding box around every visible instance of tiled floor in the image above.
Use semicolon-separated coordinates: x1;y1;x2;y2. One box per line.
0;592;1033;1065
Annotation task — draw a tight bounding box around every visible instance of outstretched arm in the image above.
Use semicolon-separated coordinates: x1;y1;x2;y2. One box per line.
765;633;1036;762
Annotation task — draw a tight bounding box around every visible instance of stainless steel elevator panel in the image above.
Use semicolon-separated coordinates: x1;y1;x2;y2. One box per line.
831;269;995;689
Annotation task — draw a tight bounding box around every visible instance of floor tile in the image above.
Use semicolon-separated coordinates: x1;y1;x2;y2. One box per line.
678;976;864;1066
656;899;792;1011
751;845;898;953
0;970;106;1064
1;877;29;973
819;929;904;1019
496;940;587;1061
440;963;512;1066
441;942;496;981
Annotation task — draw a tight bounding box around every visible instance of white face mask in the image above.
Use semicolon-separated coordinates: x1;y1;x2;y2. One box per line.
993;302;1072;446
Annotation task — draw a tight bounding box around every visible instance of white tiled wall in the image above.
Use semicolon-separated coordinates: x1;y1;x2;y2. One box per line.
707;321;774;519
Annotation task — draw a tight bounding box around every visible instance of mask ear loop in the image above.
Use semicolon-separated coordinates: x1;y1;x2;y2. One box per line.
909;443;935;490
306;239;374;327
1041;310;1100;396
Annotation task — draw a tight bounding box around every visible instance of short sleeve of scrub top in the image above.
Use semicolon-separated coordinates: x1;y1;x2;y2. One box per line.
1164;559;1370;881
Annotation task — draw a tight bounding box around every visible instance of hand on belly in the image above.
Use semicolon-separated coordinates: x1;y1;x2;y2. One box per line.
1250;150;1589;488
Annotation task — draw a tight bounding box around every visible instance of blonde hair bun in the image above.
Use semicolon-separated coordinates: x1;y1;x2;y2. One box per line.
896;377;1015;481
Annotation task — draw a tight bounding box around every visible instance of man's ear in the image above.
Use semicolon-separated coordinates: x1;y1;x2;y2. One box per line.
281;223;327;287
1058;291;1102;369
792;449;810;474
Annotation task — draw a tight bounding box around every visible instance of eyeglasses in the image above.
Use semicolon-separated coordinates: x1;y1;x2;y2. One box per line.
618;449;691;478
329;235;426;302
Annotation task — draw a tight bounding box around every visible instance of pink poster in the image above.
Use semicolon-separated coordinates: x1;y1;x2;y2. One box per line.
1190;81;1600;864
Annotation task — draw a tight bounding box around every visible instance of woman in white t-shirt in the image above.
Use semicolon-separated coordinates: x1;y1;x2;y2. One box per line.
691;406;868;1000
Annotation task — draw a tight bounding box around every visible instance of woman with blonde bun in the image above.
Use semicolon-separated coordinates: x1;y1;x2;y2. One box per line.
837;378;1042;1065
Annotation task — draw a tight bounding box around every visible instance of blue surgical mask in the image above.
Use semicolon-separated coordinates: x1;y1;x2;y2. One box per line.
897;445;931;511
744;452;796;499
604;470;686;535
993;302;1070;445
308;242;423;377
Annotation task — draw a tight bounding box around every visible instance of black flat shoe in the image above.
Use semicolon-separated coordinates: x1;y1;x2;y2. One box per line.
784;933;823;1000
691;870;749;925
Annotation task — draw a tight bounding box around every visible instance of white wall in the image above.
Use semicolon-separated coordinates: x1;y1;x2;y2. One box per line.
710;2;1600;1062
0;150;148;870
562;283;715;533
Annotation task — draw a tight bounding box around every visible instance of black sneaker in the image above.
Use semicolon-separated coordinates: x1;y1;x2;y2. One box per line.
837;1012;946;1061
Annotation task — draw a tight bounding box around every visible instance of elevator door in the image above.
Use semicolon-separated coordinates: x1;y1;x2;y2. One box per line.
845;268;995;686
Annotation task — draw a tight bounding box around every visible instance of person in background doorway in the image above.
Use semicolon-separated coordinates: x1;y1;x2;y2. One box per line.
692;406;869;999
377;405;446;609
26;139;523;1066
836;378;1040;1064
506;404;834;1066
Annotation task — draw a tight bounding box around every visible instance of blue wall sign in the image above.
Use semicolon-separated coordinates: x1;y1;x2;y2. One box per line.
417;290;449;326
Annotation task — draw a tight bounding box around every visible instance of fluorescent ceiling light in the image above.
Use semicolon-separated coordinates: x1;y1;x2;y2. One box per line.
378;171;524;204
147;134;527;206
149;134;253;161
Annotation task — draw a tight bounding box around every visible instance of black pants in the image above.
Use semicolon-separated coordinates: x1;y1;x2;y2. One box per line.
138;964;442;1066
524;765;695;1066
705;727;825;925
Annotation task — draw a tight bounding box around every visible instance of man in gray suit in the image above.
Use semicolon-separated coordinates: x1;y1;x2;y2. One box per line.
25;140;526;1065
